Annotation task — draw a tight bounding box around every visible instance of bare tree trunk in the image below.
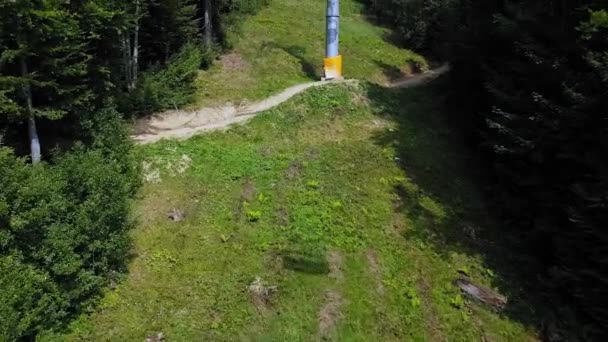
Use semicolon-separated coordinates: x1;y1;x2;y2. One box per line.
20;57;41;163
121;31;131;90
28;116;40;164
122;30;134;91
131;0;140;89
203;0;213;47
126;35;133;90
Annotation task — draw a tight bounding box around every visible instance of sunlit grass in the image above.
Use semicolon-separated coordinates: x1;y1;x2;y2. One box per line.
47;83;537;341
40;0;540;338
193;0;426;106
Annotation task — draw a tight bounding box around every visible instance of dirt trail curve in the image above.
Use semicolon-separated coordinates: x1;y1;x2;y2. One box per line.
132;64;449;145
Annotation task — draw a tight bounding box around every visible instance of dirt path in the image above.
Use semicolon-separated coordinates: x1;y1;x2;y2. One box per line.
386;64;450;88
132;65;449;145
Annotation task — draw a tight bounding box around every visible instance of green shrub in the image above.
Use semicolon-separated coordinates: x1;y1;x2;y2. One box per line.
128;42;205;115
0;256;64;341
79;105;141;193
0;111;139;339
246;210;262;222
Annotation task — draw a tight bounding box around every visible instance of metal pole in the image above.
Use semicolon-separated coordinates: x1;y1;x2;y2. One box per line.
324;0;342;80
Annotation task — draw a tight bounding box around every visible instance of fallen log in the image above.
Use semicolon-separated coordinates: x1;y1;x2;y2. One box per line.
454;277;507;311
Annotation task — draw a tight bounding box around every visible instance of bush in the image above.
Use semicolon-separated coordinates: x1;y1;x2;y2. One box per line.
0;111;139;339
79;105;141;193
127;42;205;115
0;256;64;341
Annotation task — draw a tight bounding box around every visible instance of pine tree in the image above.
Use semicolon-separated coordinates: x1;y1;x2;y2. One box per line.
0;0;89;162
142;0;201;65
72;0;129;100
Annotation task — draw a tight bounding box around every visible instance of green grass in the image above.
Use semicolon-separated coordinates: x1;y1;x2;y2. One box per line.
41;1;541;339
45;83;539;341
194;0;426;106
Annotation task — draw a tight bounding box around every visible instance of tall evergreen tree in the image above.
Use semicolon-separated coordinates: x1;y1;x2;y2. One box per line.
142;0;201;65
0;0;89;161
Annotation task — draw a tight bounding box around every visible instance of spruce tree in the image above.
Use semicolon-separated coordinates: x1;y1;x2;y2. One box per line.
0;0;89;161
142;0;201;65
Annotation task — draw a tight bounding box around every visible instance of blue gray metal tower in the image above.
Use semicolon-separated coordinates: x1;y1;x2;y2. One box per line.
324;0;342;80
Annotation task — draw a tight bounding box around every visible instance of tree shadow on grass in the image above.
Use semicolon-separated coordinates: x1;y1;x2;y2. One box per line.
280;250;330;275
282;255;330;275
373;59;428;85
364;78;552;336
262;42;319;80
373;59;406;82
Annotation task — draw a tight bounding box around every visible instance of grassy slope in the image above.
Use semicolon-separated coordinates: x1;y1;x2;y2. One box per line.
194;0;425;106
47;83;537;341
43;0;540;340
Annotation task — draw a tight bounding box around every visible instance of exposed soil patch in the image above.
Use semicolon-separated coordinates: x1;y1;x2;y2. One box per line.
145;332;165;342
285;160;304;180
304;147;320;160
258;146;274;157
240;180;257;202
276;207;289;226
418;277;446;342
234;180;257;220
327;250;344;282
219;52;250;72
366;249;385;296
167;208;185;222
248;277;278;313
317;290;344;341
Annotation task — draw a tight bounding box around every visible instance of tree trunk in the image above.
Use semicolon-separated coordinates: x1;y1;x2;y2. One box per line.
121;32;129;89
28;116;41;164
203;0;213;47
122;31;133;91
20;58;41;163
131;0;140;90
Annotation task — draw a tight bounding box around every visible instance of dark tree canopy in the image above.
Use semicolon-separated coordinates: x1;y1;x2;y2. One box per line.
364;0;608;337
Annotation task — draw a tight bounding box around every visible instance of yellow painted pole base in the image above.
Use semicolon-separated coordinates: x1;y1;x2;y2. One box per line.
323;55;343;80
